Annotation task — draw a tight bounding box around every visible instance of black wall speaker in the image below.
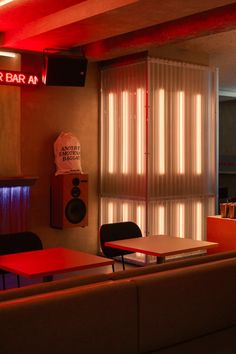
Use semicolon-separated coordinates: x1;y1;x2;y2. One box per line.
50;173;88;229
43;54;88;87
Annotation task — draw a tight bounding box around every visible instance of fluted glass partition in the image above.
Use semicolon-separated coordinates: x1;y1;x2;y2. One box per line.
100;58;217;245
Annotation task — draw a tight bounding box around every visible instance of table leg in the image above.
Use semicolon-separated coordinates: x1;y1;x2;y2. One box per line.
17;275;20;287
43;275;53;282
156;256;165;264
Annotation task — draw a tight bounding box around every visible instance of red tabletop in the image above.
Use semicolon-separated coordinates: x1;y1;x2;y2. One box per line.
0;247;114;278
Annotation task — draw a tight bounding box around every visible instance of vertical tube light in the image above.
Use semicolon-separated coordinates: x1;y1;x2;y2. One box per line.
158;205;165;234
158;89;165;175
195;201;202;240
122;202;129;221
136;203;144;258
108;201;114;223
137;88;144;175
176;202;185;238
177;91;185;174
195;94;202;175
122;91;129;174
136;204;144;233
108;93;114;174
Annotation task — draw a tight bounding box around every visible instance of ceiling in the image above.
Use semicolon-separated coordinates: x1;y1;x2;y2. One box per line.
1;0;236;92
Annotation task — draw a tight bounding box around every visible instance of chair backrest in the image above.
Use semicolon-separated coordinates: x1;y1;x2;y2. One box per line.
0;232;43;256
99;221;142;258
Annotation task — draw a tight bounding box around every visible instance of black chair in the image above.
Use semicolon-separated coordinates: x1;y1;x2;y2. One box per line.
99;221;142;271
0;231;43;289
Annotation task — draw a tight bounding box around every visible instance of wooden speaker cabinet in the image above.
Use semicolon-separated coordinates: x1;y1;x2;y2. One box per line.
50;173;88;229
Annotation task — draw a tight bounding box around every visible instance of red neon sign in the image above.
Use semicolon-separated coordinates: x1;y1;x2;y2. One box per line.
0;70;41;86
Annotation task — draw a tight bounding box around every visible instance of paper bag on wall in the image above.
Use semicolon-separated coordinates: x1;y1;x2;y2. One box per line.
54;132;83;175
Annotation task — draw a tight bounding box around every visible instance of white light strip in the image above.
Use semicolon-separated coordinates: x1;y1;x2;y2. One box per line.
177;203;185;238
158;88;165;175
177;91;185;174
122;202;128;221
196;94;202;175
108;201;114;223
137;88;144;175
122;91;128;174
108;93;114;174
195;202;202;241
0;51;16;58
136;205;142;230
158;205;165;234
100;88;105;175
0;0;13;6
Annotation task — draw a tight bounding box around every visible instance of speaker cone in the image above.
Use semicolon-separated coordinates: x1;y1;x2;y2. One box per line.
65;199;86;224
71;187;80;198
72;177;80;186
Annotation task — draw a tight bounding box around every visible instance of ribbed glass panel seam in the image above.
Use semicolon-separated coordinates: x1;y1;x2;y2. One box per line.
100;58;217;242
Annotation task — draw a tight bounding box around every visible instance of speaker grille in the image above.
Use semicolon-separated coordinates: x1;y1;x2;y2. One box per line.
65;198;87;224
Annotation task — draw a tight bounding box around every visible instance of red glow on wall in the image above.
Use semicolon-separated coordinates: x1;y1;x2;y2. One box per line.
0;70;41;86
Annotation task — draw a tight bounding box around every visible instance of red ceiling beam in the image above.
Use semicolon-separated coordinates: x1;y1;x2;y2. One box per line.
84;2;236;60
2;0;138;49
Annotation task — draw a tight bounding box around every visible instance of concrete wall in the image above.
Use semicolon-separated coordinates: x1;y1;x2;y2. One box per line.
0;54;21;176
149;45;209;66
19;54;99;253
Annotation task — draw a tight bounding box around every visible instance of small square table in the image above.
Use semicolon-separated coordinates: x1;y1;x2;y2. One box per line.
105;235;219;263
0;247;114;283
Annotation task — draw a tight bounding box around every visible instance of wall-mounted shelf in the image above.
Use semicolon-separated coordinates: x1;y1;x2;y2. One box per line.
0;176;38;187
